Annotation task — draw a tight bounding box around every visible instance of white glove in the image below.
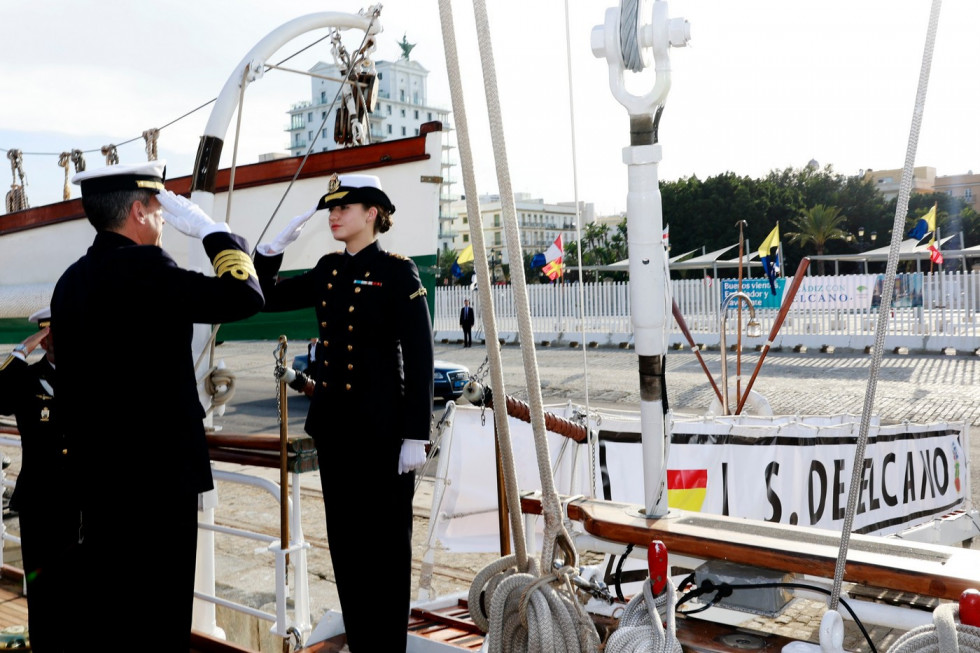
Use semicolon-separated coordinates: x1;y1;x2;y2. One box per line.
398;439;428;475
256;206;318;256
157;189;229;239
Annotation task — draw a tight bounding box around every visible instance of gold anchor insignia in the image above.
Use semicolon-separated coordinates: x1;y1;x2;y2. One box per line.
40;406;50;422
327;173;341;193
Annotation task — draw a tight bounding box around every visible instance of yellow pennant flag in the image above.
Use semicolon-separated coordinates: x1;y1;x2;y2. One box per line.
456;244;474;265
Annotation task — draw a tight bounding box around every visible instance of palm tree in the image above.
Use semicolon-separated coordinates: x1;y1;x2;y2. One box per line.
786;204;849;275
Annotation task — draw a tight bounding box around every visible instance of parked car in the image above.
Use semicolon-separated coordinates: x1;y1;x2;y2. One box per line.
433;360;470;402
290;344;469;402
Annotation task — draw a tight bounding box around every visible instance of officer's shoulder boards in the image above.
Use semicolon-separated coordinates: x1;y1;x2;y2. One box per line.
409;286;428;300
387;252;409;261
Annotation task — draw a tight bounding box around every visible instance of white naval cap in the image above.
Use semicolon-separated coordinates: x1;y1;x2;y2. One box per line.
28;307;51;328
72;160;167;197
316;173;395;214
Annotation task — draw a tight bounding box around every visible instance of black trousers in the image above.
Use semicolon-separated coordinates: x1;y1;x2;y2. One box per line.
462;326;472;347
18;503;80;653
318;435;414;652
75;490;199;652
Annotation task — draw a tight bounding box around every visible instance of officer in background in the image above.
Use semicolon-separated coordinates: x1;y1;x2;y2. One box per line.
0;307;76;652
253;173;433;651
51;161;264;650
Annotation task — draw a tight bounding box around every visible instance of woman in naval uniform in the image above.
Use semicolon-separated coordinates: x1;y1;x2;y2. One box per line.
254;173;434;652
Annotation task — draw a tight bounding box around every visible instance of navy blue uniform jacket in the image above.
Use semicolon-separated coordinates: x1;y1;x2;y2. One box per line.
0;356;66;512
254;241;434;444
52;230;264;496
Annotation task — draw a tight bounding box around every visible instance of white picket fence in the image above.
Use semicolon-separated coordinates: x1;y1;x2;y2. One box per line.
433;271;980;352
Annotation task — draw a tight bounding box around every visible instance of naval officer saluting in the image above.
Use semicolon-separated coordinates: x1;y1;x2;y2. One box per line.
0;308;78;652
51;160;264;650
254;173;434;651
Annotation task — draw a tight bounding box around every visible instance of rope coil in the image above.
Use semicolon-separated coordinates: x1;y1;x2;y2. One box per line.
887;604;980;653
605;580;682;653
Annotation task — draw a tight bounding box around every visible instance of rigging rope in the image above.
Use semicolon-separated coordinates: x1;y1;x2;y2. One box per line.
5;149;29;213
830;0;941;612
604;580;682;653
436;0;596;649
887;604;980;653
562;0;598;496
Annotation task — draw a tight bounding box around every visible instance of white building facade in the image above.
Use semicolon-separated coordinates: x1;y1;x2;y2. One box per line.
451;194;596;266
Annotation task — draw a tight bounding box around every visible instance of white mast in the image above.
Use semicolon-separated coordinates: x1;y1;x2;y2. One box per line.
592;0;690;517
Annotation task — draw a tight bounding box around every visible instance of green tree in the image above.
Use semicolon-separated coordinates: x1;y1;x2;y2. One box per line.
785;204;849;275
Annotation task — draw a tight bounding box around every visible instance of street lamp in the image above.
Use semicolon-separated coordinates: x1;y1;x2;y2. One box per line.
858;226;866;248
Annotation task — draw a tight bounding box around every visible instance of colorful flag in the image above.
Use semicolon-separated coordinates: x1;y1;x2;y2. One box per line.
666;469;707;511
540;235;563;281
662;224;670;249
908;204;936;240
758;224;780;295
451;244;474;278
929;243;944;265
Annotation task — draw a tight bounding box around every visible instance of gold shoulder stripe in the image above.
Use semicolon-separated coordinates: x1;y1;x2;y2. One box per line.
136;180;165;190
213;249;256;281
409;287;428;300
388;252;409;261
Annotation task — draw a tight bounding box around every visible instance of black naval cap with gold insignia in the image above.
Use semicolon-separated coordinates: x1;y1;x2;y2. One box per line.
316;173;395;214
72;160;167;197
28;307;51;330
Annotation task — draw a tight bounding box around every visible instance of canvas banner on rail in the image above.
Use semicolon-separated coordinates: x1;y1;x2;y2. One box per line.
431;406;971;552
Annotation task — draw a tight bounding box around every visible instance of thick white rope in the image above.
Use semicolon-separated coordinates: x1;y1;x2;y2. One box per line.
470;0;575;580
438;0;594;648
435;0;530;584
605;580;682;653
830;0;941;611
887;604;980;653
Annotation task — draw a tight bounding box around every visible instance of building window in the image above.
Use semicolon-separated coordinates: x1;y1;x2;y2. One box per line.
308;131;313;141
414;110;419;119
462;217;468;224
400;89;405;101
966;188;974;199
387;105;392;115
291;114;304;130
415;129;419;136
320;91;326;103
401;126;406;136
387;125;392;134
400;108;406;117
494;214;501;227
428;112;433;121
321;111;326;119
307;112;313;122
322;129;328;138
463;234;469;242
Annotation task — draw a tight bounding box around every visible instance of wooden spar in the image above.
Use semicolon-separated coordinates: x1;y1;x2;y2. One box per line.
735;257;811;414
670;300;723;404
482;388;588;442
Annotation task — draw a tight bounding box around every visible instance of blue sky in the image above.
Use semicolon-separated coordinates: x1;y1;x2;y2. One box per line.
1;1;978;216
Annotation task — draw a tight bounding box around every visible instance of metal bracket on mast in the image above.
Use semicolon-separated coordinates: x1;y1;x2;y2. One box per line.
592;1;690;518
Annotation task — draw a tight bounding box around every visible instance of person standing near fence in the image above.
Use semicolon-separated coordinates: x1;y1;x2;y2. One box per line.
459;298;475;347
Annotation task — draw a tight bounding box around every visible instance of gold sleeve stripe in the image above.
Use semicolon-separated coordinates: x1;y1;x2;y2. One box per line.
213;250;257;281
409;287;428;300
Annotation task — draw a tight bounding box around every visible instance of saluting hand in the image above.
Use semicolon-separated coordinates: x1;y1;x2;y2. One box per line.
158;190;229;239
256;205;319;256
